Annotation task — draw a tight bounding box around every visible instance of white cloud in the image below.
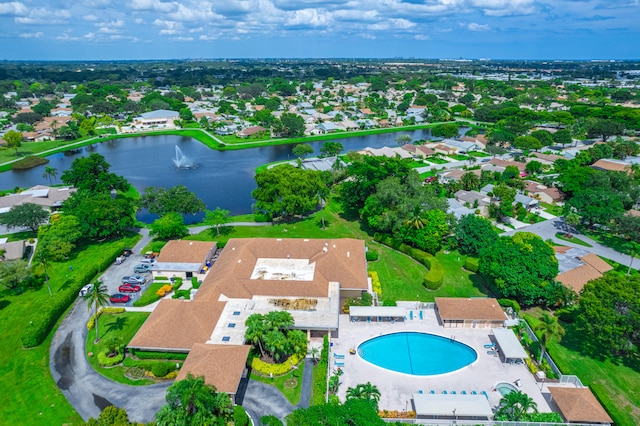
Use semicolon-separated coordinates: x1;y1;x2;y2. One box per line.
171;36;193;41
15;8;71;25
414;34;430;40
469;0;536;16
19;31;43;38
0;1;27;15
84;14;99;21
286;8;329;26
130;0;176;13
467;22;490;31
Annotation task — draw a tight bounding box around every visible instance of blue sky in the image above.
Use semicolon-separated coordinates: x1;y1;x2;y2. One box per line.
0;0;638;60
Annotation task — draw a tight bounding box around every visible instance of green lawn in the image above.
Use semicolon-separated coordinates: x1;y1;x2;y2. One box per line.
0;235;139;425
250;362;306;405
425;157;449;164
582;228;632;254
540;202;563;217
133;282;168;307
86;312;154;385
448;154;469;161
467;151;492;158
523;309;640;425
555;232;593;247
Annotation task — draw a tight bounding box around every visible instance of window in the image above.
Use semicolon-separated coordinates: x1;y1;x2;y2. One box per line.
228;323;236;328
233;311;240;316
222;336;230;342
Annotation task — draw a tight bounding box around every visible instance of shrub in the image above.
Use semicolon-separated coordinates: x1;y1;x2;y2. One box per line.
97;350;124;367
369;271;382;296
156;284;174;297
497;298;521;313
172;289;191;299
172;277;183;291
524;357;538;374
463;257;479;272
129;349;188;360
365;248;379;262
234;406;250;426
152;363;170;378
251;353;303;376
87;307;126;330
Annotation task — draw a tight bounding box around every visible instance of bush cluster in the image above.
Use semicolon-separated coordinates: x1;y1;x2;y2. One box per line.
87;307;126;330
234;406;250;426
129;349;188;360
374;233;444;289
369;271;382;296
22;244;127;348
365;248;379;262
251;353;303;376
98;350;124;367
156;284;174;297
497;298;521;313
378;410;416;419
172;289;191;299
151;363;170;377
11;156;49;170
463;257;479;272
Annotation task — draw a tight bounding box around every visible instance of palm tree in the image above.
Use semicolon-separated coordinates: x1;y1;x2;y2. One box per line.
309;346;320;364
346;382;381;410
403;205;426;230
85;281;110;343
534;312;565;363
264;329;289;362
42;166;58;185
34;249;52;296
264;310;294;332
51;119;59;139
287;329;308;358
495;391;538;421
245;314;267;358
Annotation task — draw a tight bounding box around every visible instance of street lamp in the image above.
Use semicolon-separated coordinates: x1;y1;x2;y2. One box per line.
453;408;457;425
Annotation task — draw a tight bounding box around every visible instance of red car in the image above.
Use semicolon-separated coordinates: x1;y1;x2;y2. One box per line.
118;284;141;293
110;293;131;303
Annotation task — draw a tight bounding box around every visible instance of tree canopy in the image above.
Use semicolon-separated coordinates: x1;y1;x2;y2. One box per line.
140;185;206;216
252;165;324;220
479;232;559;306
63;193;135;239
150;212;189;240
286;398;385;426
455;214;498;257
0;202;49;232
61;153;129;193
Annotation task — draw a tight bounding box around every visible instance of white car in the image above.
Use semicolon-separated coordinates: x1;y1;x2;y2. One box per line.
79;284;94;297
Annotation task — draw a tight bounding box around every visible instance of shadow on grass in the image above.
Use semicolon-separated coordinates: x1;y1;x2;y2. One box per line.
105;316;128;334
469;273;494;296
0;299;10;310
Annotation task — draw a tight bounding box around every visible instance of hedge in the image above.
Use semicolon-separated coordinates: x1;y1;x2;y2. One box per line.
463;257;479;272
22;243;128;348
498;298;521;313
234;406;250;426
129;349;189;360
98;350;124;367
373;233;444;289
369;271;382;296
251;353;303;376
87;307;126;330
152;363;170;378
365;248;379;262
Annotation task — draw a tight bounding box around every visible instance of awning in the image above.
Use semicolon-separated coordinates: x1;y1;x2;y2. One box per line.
349;306;406;318
413;393;493;418
492;328;529;359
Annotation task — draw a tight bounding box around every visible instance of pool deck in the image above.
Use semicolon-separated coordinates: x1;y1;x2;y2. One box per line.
331;308;553;413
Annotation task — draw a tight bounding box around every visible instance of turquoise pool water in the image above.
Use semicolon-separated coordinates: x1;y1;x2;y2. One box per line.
496;382;518;395
358;332;478;375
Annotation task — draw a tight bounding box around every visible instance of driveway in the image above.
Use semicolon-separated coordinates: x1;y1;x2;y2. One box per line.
502;217;639;270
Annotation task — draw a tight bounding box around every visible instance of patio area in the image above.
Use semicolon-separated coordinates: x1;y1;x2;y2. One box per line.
330;307;552;414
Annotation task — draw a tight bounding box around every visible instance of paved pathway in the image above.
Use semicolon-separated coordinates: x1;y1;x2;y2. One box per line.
503;217;639;270
187;221;273;235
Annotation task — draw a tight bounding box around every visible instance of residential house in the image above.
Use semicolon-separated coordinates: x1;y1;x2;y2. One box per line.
548;387;612;425
237;126;266;138
435;297;507;328
523;180;564;204
514;193;539;211
453;190;491;216
529;152;563;165
447;198;475;219
153;240;217;282
441;139;478;154
0;240;26;261
555;246;613;294
488;158;527;175
360;146;412;159
0;185;76;214
134;110;179;128
316;122;338;133
591;158;632;174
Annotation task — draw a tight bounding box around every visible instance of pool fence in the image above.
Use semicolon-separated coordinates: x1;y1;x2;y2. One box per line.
382;419;607;426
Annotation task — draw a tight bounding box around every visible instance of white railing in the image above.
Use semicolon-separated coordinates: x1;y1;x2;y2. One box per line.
382;419;608;426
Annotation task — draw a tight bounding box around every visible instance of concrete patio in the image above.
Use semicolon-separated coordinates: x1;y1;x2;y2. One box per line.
330;307;552;414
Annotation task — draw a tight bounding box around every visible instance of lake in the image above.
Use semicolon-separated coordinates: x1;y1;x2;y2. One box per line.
0;129;444;222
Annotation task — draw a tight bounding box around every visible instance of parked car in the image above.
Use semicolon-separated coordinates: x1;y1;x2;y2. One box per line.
118;283;141;293
121;275;146;285
139;258;155;264
78;284;94;297
122;248;134;257
110;293;131;304
134;264;152;273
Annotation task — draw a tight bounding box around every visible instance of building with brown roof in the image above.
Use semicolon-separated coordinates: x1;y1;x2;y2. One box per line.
591;159;632;174
523;180;564;204
0;185;76;214
129;238;369;396
153;240;216;281
488;158;527;173
548;387;612;424
435;297;507;328
555;247;613;294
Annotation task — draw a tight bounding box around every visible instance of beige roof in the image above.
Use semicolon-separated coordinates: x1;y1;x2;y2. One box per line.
156;240;216;264
435;297;506;321
591;159;631;173
580;253;613;274
489;158;527;172
128;299;225;351
196;238;368;302
531;152;563;163
549;387;612;424
176;343;251;394
0;240;25;260
0;185;76;210
556;264;604;293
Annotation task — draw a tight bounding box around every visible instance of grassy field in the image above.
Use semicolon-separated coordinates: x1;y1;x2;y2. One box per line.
0;235;139;425
85;312;153;385
555;232;593;247
250;362;306;405
540;202;563;217
524;309;640;425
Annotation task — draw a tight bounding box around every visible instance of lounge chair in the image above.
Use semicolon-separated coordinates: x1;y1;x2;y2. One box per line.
430;390;435;394
451;391;457;395
442;390;448;395
418;390;424;394
334;361;344;367
419;310;423;320
471;391;478;395
333;353;345;359
487;350;496;355
481;391;489;399
484;342;495;348
409;311;414;320
461;390;467;395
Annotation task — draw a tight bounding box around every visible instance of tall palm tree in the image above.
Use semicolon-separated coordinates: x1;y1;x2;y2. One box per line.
264;310;294;332
85;281;110;343
245;314;267;358
42;166;58;185
34;249;52;296
346;382;381;410
534;312;565;363
495;391;538;421
403;205;426;230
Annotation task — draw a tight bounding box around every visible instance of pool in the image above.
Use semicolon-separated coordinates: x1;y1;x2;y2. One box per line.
357;332;478;376
495;382;518;396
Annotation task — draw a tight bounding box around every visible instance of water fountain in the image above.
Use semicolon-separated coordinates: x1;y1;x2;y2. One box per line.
173;145;198;169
